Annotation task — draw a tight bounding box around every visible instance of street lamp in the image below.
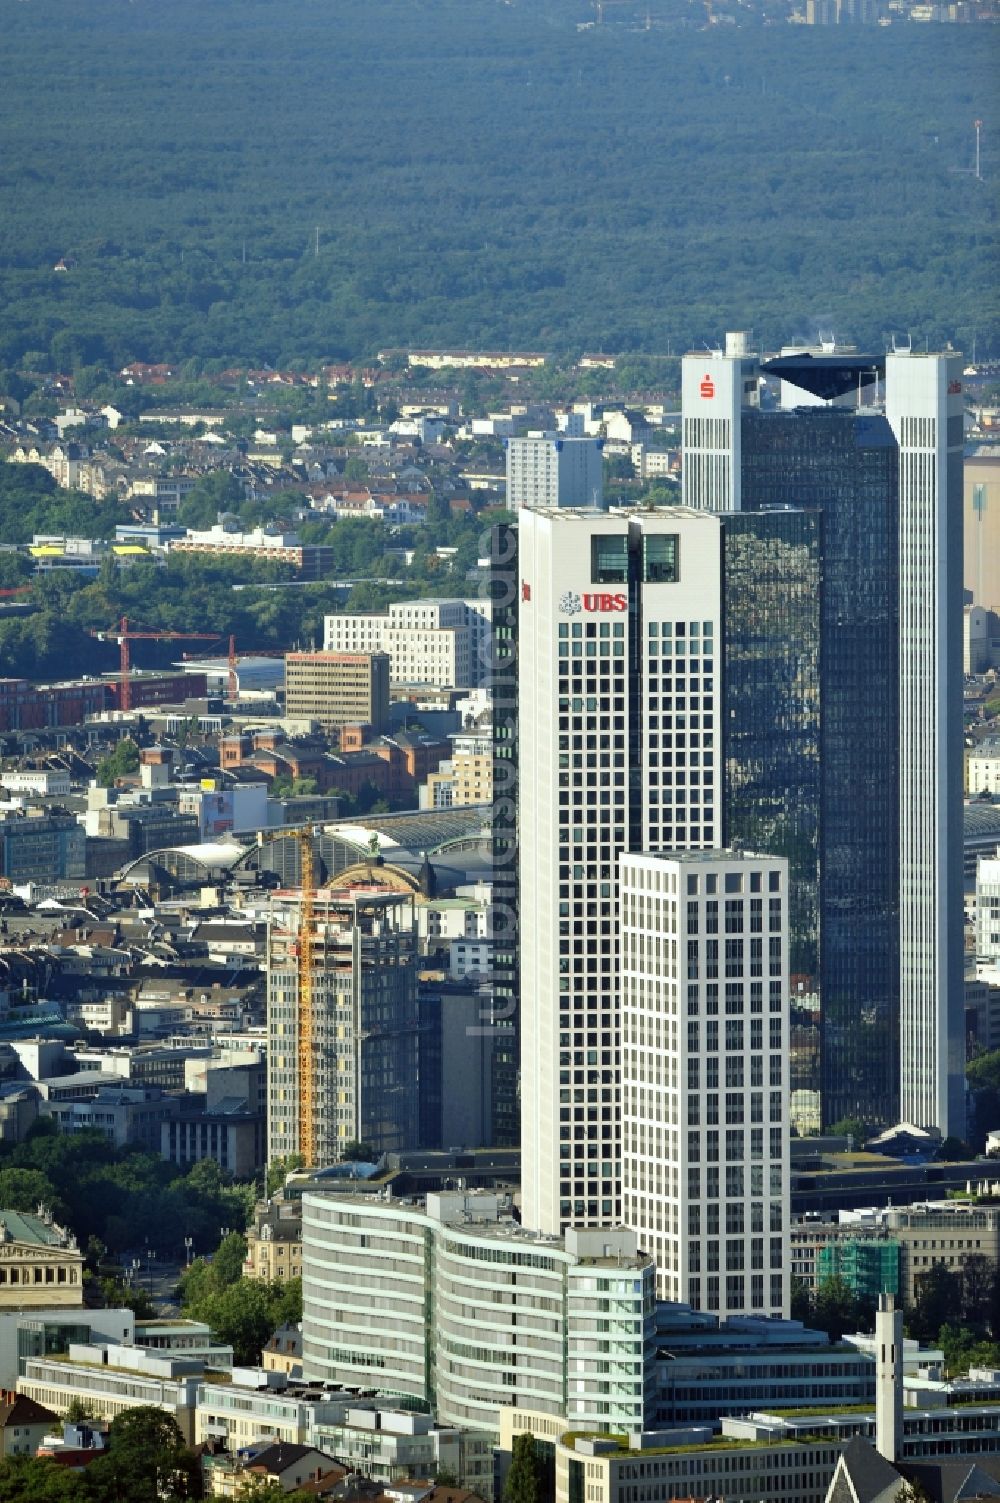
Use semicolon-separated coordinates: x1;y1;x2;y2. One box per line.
184;1236;194;1267
146;1248;156;1294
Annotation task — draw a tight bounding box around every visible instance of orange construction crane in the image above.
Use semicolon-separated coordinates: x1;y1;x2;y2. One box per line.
91;616;221;713
258;826;319;1166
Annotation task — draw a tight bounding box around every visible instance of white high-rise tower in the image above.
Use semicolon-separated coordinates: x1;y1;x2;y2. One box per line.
885;350;965;1138
518;506;724;1235
619;850;790;1317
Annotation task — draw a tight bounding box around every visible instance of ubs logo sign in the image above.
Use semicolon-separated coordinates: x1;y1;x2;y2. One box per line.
559;591;627;614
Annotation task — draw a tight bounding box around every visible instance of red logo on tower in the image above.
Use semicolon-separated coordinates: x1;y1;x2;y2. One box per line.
700;374;715;399
521;581;531;602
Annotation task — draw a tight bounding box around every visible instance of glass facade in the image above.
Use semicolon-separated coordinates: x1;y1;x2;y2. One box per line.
740;410;901;1129
722;510;821;1117
489;522;519;1147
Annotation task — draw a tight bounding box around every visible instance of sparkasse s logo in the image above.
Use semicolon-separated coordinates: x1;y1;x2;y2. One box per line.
700;374;716;399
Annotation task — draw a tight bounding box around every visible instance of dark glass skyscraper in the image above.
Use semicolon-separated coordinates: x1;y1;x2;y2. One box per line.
739;412;902;1127
722;509;822;1121
685;345;965;1138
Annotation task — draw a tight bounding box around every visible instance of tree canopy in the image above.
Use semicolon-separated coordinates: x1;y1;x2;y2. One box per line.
0;0;994;370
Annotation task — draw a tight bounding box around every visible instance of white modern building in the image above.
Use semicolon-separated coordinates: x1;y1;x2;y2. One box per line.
300;1189;655;1436
323;598;493;688
505;433;604;511
620;851;790;1318
517;505;723;1235
885;350;965;1138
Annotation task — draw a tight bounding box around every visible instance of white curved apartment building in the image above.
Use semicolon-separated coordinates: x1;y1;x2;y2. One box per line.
302;1189;654;1436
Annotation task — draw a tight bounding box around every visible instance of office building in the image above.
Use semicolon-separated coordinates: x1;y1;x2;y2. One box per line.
505;433;604;511
266;889;420;1165
323;598;493;689
682;338;965;1137
620;851;790;1317
300;1189;654;1435
517;505;723;1235
284;651;390;736
0;811;85;885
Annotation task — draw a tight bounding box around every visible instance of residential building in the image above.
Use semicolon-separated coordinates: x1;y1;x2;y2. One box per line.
300;1189;655;1435
968;737;1000;796
284;652;390;736
0;1212;84;1311
976;855;1000;962
682;339;965;1138
195;1373;351;1452
505;433;604;510
244;1202;302;1284
619;851;790;1318
266;889;420;1165
0;1393;60;1458
204;1442;341;1499
311;1409;494;1495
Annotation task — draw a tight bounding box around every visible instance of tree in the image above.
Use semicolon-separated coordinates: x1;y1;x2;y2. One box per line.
790;1275;812;1325
936;1136;974;1162
265;1154;305;1198
960;1252;996;1332
87;1407;201;1503
0;1457;91;1503
211;1231;249;1287
811;1275;867;1342
96;738;140;789
0;1167;58;1214
828;1118;869;1146
340;1140;376;1162
65;1397;95;1424
504;1432;540;1503
910;1262;963;1343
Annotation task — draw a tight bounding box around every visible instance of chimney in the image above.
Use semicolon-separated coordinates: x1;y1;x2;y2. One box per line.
875;1291;904;1462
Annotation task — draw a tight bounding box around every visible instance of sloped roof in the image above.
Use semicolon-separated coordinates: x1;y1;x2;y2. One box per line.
826;1437;904;1503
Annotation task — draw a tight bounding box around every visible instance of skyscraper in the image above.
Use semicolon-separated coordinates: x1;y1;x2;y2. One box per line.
620;850;790;1317
682;339;965;1138
505;433;604;511
518;505;724;1234
266;888;419;1164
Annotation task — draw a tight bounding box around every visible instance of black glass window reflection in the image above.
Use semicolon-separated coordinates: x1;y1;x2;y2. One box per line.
739;410;901;1130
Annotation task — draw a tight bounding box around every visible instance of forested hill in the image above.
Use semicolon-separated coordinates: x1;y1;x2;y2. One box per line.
0;0;995;369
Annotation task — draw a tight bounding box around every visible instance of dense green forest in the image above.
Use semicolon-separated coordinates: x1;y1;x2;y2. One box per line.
0;0;995;369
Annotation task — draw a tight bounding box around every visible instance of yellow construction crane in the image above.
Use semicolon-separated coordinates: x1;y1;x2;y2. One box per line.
258;825;319;1167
